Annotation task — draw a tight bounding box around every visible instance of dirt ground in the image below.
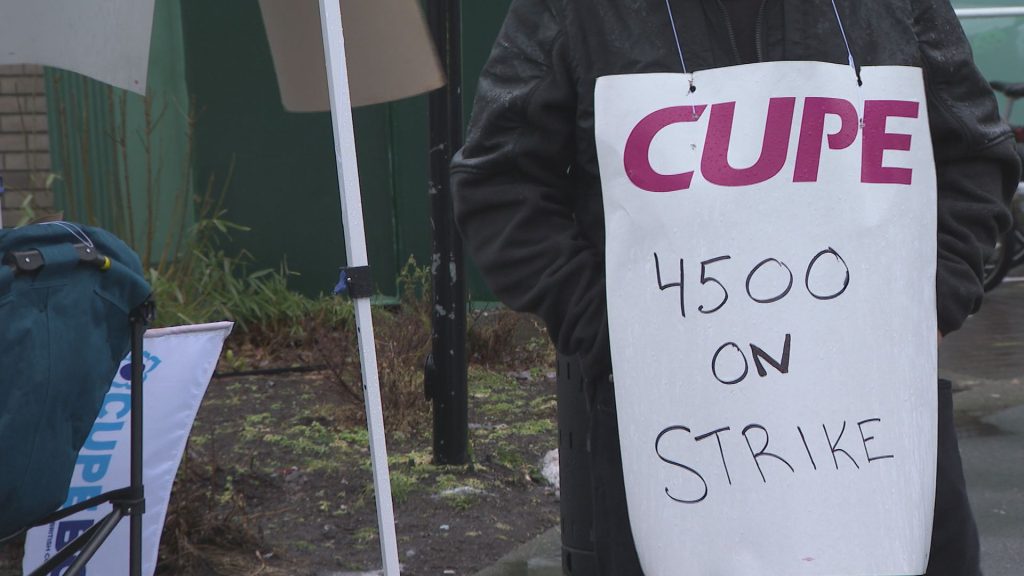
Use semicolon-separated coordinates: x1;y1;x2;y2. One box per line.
3;361;560;576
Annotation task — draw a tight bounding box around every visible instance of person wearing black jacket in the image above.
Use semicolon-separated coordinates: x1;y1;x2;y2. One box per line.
452;1;1020;574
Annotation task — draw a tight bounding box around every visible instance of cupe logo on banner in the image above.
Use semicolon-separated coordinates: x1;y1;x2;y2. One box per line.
595;62;938;575
23;323;232;576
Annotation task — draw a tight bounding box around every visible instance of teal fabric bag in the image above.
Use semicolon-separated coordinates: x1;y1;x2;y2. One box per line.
0;222;151;538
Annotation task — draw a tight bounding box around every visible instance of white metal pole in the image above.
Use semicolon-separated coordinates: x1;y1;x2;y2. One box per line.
316;1;401;574
955;7;1024;18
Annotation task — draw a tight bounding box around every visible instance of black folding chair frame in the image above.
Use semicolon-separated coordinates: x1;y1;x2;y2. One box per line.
24;299;153;576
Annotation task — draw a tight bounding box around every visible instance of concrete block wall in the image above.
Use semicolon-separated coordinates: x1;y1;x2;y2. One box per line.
0;65;53;227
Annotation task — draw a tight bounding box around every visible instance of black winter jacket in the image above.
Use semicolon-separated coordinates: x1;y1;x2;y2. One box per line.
452;0;1020;385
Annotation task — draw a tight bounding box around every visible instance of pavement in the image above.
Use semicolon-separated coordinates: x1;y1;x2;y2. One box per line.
940;277;1024;576
477;276;1024;576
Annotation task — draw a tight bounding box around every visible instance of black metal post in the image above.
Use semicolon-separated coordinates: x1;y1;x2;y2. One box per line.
424;0;468;465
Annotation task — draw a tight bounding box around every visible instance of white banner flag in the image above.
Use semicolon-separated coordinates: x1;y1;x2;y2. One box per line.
595;62;937;575
0;0;156;94
259;0;445;110
23;322;233;576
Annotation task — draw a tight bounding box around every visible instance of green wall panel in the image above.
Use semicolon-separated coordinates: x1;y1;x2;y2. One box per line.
390;96;433;274
45;0;192;267
45;72;121;227
180;0;403;297
174;0;512;300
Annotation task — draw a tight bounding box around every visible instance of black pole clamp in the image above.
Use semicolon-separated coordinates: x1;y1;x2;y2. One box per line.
334;266;374;299
131;298;157;325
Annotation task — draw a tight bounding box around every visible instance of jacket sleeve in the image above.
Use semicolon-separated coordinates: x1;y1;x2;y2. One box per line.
913;0;1021;334
451;0;611;381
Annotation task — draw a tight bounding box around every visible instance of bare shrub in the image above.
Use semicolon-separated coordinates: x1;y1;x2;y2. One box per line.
304;257;432;433
467;308;554;370
158;446;266;575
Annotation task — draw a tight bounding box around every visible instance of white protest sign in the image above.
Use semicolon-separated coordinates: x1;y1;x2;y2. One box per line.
23;322;233;576
595;62;937;575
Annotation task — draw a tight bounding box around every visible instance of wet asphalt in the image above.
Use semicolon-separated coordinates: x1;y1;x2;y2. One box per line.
940;277;1024;576
476;275;1024;576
